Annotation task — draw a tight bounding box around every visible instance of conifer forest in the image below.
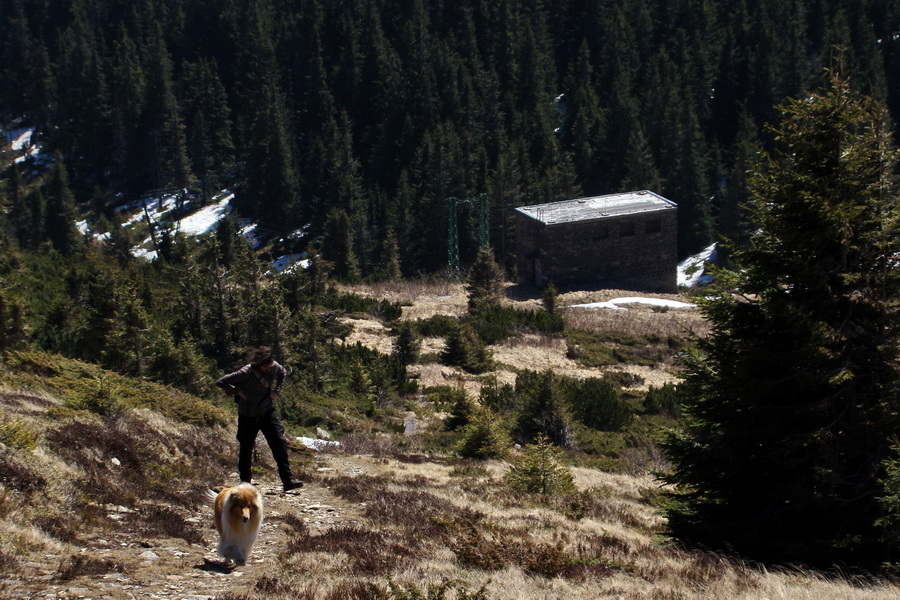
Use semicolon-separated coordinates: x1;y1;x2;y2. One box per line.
2;0;899;269
3;0;900;574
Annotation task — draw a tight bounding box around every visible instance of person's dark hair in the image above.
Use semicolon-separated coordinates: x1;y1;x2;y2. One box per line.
248;346;274;366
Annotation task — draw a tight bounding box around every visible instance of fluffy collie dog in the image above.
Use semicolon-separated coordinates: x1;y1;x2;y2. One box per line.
209;483;264;566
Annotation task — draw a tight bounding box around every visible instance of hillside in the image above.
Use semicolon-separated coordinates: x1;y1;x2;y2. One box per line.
2;291;900;600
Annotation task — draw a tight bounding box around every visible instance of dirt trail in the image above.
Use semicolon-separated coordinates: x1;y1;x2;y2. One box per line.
16;459;370;600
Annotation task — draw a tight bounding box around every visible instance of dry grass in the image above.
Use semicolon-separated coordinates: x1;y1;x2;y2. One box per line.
338;281;700;395
563;303;710;339
264;451;900;600
3;283;899;600
4;381;899;600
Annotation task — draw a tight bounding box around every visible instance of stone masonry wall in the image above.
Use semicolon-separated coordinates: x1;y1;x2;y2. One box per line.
516;209;677;292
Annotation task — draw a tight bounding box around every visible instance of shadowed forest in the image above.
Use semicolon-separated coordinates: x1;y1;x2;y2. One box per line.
2;0;899;271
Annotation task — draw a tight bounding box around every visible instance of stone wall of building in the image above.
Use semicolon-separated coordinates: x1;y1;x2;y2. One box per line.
516;209;678;292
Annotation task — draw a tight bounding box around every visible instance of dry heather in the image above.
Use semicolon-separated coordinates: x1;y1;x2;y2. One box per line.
2;284;898;599
2;388;900;599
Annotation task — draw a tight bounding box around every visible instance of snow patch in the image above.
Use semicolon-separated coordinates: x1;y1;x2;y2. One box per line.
569;297;695;311
296;436;340;451
678;243;717;287
272;253;309;272
176;193;233;236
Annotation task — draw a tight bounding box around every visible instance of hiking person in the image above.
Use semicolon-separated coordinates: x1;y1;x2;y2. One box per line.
216;346;303;492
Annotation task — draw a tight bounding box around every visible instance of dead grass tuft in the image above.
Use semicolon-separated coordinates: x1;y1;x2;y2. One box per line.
365;488;484;539
286;525;417;575
253;576;318;598
0;548;20;574
33;512;86;544
564;304;709;340
0;449;46;496
56;554;130;580
325;579;389;600
334;430;400;457
123;504;205;545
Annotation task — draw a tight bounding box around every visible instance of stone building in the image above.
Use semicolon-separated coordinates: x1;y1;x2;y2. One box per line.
515;190;678;292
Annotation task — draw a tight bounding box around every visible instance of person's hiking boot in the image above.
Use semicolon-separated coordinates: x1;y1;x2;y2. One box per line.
283;479;304;492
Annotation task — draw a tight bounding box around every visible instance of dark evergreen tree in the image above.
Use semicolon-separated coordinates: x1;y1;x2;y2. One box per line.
321;207;359;281
143;27;193;190
465;247;505;315
392;321;421;366
662;71;900;567
621;124;663;193
440;321;492;374
108;26;146;190
564;377;632;432
236;83;300;230
565;40;607;195
51;8;111;189
514;370;573;448
179;58;235;199
44;153;82;256
379;228;402;281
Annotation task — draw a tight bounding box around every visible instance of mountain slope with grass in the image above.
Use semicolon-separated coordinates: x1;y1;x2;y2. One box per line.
3;296;900;600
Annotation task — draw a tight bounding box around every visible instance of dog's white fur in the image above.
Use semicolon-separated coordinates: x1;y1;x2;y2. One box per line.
208;483;263;566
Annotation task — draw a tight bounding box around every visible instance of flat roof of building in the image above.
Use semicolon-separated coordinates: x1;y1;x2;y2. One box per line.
515;190;676;225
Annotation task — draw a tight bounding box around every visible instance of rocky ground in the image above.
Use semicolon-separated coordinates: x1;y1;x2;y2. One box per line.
13;457;376;600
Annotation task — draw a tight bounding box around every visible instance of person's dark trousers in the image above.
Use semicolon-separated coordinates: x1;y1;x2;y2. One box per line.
237;410;294;486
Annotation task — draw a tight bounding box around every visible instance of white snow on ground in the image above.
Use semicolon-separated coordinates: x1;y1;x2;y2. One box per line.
272;253;309;272
116;190;263;257
678;242;717;287
8;128;32;151
569;297;696;310
6;127;46;165
176;192;234;236
296;436;340;451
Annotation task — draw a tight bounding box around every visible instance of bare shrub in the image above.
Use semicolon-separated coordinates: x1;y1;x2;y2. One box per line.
0;449;46;495
286;525;415;575
325;580;389;600
279;512;311;537
447;523;507;571
386;579;491;600
335;430;398;457
57;555;129;580
364;489;484;539
446;522;618;580
0;549;20;575
34;513;84;544
254;576;317;598
123;504;205;545
328;474;391;504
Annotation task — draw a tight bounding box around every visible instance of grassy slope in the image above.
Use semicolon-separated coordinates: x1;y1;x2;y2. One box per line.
1;308;899;598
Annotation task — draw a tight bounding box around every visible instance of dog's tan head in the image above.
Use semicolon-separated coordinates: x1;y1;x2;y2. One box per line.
229;484;262;520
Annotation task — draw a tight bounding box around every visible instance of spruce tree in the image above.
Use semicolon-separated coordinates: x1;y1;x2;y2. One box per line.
465;247;504;315
44;153;82;256
514;370;573;448
322;207;360;281
661;70;900;567
379;228;402;281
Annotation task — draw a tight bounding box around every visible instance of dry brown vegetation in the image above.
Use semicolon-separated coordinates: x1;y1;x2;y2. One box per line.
2;283;899;599
341;281;704;393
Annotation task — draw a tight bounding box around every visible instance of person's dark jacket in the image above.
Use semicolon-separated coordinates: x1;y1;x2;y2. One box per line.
215;362;287;418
